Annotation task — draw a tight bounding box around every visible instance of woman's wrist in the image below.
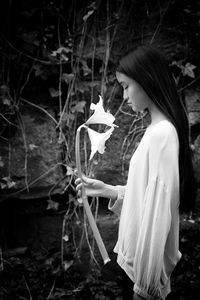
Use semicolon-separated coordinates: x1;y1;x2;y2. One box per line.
102;184;118;200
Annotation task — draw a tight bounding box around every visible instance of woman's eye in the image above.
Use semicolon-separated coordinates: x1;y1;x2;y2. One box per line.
124;86;128;90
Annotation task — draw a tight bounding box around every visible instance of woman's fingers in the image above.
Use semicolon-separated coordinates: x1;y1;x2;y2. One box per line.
75;182;83;191
75;176;93;187
75;176;99;198
75;177;81;185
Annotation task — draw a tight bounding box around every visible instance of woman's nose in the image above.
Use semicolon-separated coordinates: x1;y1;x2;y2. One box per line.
123;90;127;100
123;92;128;102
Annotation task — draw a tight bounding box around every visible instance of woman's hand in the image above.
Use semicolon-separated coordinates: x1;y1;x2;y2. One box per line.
75;175;106;198
75;174;118;200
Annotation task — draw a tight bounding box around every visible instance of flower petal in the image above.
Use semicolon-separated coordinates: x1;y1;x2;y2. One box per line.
85;95;117;127
87;127;115;160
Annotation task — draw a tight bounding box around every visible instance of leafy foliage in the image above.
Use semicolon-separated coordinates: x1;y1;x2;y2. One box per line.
0;1;200;298
0;0;199;192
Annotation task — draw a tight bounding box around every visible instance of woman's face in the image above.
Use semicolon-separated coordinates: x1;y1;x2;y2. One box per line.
116;71;151;112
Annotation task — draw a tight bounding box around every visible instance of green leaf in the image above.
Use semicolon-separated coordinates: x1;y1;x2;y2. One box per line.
3;99;11;106
51;46;72;60
46;199;59;210
71;101;86;113
61;112;75;122
83;10;94;22
2;177;16;189
62;73;74;84
29;144;38;150
0;182;7;189
66;166;73;175
62;234;69;242
81;59;92;76
34;64;43;77
63;260;73;271
49;88;62;98
182;63;196;78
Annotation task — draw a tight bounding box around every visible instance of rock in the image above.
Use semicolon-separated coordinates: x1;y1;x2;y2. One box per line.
185;89;200;140
185;89;200;188
193;135;200;185
185;90;200;115
0;102;65;200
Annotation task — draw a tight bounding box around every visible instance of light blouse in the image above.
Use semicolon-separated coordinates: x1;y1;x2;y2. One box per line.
108;120;182;300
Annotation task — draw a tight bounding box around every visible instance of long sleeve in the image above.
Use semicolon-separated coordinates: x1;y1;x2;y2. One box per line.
133;125;179;299
133;178;171;299
112;120;180;300
108;185;126;216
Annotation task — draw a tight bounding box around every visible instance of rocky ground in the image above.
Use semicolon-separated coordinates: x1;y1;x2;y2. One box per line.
0;204;200;300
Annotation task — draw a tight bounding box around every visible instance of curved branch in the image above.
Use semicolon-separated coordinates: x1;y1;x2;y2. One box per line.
21;98;58;124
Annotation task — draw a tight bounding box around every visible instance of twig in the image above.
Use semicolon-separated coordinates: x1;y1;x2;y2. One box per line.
150;1;171;44
101;0;110;98
21;98;57;124
16;111;29;191
178;75;200;93
2;35;68;66
46;278;57;299
0;113;18;127
23;275;33;300
17;54;37;105
6;162;64;197
0;247;3;272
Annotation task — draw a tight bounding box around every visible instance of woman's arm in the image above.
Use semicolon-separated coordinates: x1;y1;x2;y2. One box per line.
75;175;118;200
75;175;125;216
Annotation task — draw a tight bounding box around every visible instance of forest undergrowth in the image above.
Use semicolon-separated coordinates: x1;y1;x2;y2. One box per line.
0;212;200;300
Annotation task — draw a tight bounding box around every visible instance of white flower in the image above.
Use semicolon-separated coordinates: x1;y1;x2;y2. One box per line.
85;95;117;127
87;127;115;160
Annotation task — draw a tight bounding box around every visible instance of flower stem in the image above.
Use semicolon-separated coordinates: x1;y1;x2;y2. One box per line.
75;125;110;265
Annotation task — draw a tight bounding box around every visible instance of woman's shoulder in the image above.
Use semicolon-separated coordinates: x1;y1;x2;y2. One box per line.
146;120;178;146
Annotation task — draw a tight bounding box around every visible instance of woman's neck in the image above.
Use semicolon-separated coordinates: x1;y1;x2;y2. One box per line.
149;104;167;125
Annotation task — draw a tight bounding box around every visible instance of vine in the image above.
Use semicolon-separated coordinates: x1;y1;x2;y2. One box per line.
0;0;199;275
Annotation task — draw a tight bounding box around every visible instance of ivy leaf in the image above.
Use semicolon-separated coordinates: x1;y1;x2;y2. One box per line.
61;112;75;123
83;10;94;22
66;166;73;176
81;59;92;76
51;46;72;62
3;99;11;106
34;64;43;77
182;63;196;78
171;61;196;79
62;73;74;84
29;144;38;150
49;88;62;98
46;199;59;210
51;46;72;55
63;260;73;271
2;177;16;189
62;234;69;242
0;182;7;189
71;101;86;113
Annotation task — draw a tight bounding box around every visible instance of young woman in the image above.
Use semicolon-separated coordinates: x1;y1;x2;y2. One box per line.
75;45;195;300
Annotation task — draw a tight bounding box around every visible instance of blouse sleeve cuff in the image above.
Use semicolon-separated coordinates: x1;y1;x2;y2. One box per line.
108;185;125;216
134;284;161;300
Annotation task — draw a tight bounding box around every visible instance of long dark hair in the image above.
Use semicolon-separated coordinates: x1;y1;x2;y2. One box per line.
117;45;196;213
